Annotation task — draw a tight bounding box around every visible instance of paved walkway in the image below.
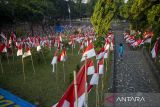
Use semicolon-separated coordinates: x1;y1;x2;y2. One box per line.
113;27;160;93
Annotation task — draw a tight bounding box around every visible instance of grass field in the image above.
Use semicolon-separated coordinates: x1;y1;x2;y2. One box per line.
0;44;112;107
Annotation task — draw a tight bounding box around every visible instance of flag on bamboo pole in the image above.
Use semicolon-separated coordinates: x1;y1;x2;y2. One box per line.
0;44;7;53
104;39;110;51
87;60;95;75
11;32;17;42
22;47;31;58
151;40;159;58
52;61;93;107
98;58;104;74
17;45;23;56
51;50;59;72
89;58;104;85
36;44;41;52
0;32;7;40
51;50;59;65
96;47;105;60
81;43;96;61
58;48;67;62
90;68;99;85
143;37;152;43
104;50;109;59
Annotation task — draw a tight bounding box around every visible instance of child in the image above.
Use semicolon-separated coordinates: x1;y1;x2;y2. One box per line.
118;43;124;61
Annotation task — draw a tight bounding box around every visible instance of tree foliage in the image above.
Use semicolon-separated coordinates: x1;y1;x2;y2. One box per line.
0;0;96;28
91;0;124;35
119;0;160;38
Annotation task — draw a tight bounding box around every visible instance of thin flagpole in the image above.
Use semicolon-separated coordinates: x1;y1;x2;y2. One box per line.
101;74;104;103
41;50;46;64
96;85;99;107
22;57;25;82
56;63;58;99
72;44;74;55
0;56;4;74
6;52;9;64
52;64;55;72
31;55;36;74
63;61;65;82
74;70;78;107
96;60;99;107
149;40;152;53
12;47;15;72
84;55;88;107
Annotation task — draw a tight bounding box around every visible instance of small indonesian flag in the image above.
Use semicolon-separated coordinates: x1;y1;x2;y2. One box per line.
37;45;41;52
0;44;7;53
87;60;95;75
81;43;96;61
90;68;99;85
151;40;159;58
58;48;67;62
22;47;31;58
131;39;143;47
104;50;109;59
96;47;105;60
51;50;58;65
143;37;152;43
17;45;23;56
0;32;7;40
104;41;110;51
11;32;17;42
98;58;104;74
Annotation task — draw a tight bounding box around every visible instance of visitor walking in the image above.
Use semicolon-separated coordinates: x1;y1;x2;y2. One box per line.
118;43;124;61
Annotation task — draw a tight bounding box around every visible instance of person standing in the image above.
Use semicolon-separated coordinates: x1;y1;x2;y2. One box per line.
118;43;124;61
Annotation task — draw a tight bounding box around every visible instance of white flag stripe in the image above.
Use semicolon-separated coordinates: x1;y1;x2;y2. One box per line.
87;66;95;75
90;73;99;85
81;48;96;61
99;65;104;74
51;56;58;65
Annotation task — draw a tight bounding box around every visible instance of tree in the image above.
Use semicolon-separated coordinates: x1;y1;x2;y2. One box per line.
91;0;123;35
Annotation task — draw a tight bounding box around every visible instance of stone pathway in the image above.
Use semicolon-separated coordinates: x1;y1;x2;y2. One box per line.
113;28;160;93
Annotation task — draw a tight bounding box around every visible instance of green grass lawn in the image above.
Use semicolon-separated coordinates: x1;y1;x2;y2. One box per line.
0;45;112;107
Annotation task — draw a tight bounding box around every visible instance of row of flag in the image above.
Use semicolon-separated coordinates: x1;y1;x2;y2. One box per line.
123;31;159;59
123;31;153;48
52;32;114;107
0;27;114;107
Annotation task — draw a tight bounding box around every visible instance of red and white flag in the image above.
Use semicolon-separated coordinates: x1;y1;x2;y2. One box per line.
11;32;17;42
52;61;92;107
98;58;104;74
87;60;95;75
17;45;23;56
51;50;58;65
104;50;109;59
90;68;99;85
90;58;104;85
143;37;152;43
0;32;7;40
37;45;41;52
81;43;96;61
131;39;143;48
96;47;105;60
22;47;31;58
0;44;7;53
51;50;59;72
104;40;110;51
151;41;159;58
58;48;67;62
